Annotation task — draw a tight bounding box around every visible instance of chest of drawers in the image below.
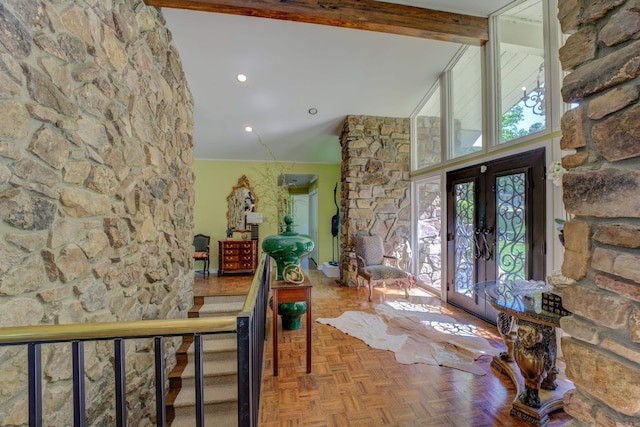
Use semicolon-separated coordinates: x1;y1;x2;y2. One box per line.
218;240;258;276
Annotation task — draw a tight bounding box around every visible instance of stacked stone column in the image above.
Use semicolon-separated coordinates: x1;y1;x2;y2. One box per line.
557;0;640;424
0;1;194;424
338;116;411;286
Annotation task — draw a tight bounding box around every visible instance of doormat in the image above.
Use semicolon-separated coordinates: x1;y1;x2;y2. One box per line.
316;300;498;375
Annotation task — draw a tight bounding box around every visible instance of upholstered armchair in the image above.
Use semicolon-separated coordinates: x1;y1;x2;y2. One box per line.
354;235;409;302
193;233;210;277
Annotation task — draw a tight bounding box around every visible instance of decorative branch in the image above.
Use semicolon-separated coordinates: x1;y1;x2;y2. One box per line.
249;130;295;231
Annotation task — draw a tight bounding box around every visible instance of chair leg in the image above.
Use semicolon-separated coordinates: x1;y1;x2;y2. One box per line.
194;259;209;277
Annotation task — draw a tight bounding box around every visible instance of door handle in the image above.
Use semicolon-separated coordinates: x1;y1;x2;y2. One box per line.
473;227;494;260
482;227;494;261
473;228;484;259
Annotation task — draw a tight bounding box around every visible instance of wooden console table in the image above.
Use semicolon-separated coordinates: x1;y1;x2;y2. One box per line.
271;275;312;376
481;281;573;426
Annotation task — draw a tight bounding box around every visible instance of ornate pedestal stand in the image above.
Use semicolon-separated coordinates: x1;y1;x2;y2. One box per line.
484;282;573;426
491;346;573;425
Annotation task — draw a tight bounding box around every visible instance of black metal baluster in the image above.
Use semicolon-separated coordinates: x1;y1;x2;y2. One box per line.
194;334;204;427
252;309;260;427
72;341;87;427
114;339;126;427
154;337;166;427
28;343;42;427
237;315;250;427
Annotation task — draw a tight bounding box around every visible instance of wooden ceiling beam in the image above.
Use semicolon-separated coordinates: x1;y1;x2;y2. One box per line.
144;0;488;45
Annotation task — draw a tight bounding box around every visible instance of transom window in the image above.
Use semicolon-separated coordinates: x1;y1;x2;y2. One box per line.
497;0;547;144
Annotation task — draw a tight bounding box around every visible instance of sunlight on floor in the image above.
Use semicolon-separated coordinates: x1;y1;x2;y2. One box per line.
427;321;480;338
384;299;483;338
370;282;433;300
385;299;443;313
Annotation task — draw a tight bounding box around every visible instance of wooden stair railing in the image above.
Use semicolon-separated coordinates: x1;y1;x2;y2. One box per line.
0;255;270;427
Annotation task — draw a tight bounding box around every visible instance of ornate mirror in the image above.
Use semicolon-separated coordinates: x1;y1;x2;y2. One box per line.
227;175;258;231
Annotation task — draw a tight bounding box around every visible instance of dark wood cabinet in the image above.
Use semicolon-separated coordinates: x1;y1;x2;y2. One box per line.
218;240;258;276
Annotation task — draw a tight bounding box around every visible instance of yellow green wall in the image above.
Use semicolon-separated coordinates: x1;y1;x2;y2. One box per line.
193;160;341;272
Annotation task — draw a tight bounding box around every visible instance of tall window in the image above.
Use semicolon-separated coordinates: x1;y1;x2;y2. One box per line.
449;46;483;159
414;177;442;293
414;84;441;170
497;0;546;144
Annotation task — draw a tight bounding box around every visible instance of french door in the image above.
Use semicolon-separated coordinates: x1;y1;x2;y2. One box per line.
446;148;546;323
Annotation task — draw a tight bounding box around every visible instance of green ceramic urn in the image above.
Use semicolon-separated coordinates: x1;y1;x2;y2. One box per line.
262;215;314;280
269;297;308;330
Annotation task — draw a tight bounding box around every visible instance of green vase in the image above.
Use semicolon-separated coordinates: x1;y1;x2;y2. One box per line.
262;215;314;280
269;297;308;330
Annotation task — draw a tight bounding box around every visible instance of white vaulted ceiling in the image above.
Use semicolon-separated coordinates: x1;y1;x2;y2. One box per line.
161;1;518;163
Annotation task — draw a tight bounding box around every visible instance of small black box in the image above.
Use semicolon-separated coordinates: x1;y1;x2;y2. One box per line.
542;292;571;316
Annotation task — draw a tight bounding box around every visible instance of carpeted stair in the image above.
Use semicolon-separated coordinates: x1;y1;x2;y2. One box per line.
167;294;246;427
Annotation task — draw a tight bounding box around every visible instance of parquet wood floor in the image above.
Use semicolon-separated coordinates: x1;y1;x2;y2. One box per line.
194;271;572;427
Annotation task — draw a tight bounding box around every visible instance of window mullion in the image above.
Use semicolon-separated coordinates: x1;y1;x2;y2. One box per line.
486;15;501;149
442;70;452;161
545;0;563;132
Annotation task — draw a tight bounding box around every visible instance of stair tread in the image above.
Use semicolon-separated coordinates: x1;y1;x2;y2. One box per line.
199;301;245;314
173;382;238;407
185;336;237;354
180;358;237;378
170;412;238;427
197;293;246;303
171;401;238;427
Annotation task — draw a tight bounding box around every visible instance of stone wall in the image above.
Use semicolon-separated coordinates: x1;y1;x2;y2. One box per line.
338;116;411;286
0;1;194;425
557;0;640;424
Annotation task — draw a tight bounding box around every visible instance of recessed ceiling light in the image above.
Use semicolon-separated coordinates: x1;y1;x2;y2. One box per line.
237;73;247;83
244;126;253;132
308;108;318;115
